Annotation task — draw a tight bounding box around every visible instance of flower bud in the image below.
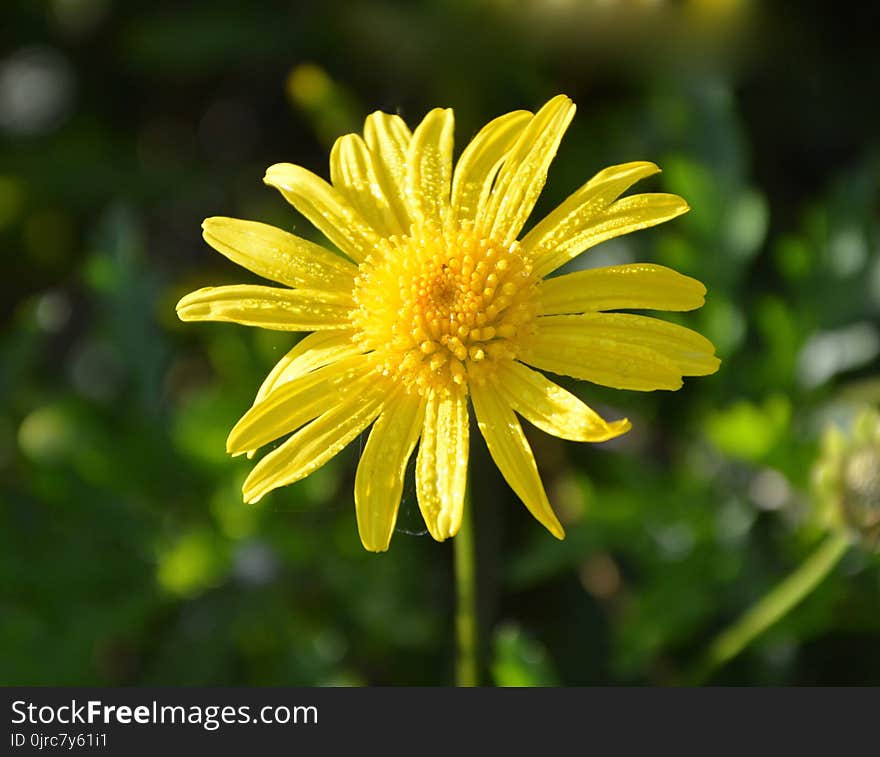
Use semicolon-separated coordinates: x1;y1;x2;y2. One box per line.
813;407;880;550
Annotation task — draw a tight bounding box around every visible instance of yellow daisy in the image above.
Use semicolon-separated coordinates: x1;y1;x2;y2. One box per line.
177;95;720;552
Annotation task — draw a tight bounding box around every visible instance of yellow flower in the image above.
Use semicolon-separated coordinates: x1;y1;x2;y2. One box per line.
177;95;720;552
813;407;880;551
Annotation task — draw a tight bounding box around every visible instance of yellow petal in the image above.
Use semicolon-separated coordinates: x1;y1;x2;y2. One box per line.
175;285;353;331
202;217;357;290
522;336;682;391
227;355;373;455
330;133;405;238
478;94;576;245
523;313;720;391
522;161;660;266
470;381;564;540
544;313;719;375
540;263;707;314
264;163;380;263
406;108;454;227
415;386;469;542
251;330;364;407
354;389;425;552
493;361;631;442
450;110;532;225
242;381;386;503
363;111;412;231
529;192;690;278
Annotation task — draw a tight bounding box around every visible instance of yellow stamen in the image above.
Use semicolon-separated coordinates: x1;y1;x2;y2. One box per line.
351;221;539;395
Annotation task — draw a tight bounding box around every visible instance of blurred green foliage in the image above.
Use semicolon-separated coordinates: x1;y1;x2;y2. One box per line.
2;0;880;685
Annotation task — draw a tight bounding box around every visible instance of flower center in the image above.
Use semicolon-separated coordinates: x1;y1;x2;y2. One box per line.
842;447;880;540
352;222;539;395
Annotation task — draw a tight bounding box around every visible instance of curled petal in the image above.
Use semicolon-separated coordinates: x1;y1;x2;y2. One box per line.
227;356;374;455
540;263;706;314
330;133;405;237
478;94;576;244
528;192;690;278
242;382;385;503
415;387;469;542
522;161;662;262
355;389;425;552
202;217;356;290
522;313;720;391
363;111;412;231
176;285;353;331
264;163;380;263
450;110;532;225
251;330;365;407
406;108;455;227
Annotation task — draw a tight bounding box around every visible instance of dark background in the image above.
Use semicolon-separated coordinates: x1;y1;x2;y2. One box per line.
2;0;879;685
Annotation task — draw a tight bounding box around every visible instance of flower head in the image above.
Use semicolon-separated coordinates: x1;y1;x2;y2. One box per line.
813;407;880;551
177;95;720;551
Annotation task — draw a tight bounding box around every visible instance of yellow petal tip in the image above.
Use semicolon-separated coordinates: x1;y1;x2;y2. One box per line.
174;291;199;319
227;444;247;458
426;528;450;544
200;216;231;240
360;540;390;554
548;93;574;108
609;418;632;438
263;163;292;187
242;473;263;504
226;422;248;456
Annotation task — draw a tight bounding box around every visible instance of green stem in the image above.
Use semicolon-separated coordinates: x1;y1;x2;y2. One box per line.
691;531;850;684
454;489;478;687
